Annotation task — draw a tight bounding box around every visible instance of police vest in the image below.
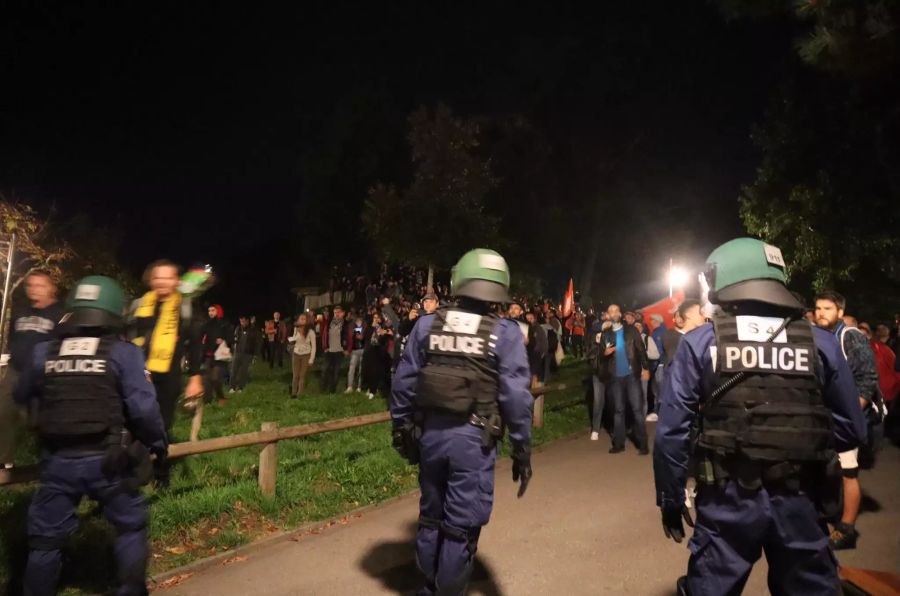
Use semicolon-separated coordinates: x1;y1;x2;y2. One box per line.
698;313;833;463
39;336;124;455
417;307;500;418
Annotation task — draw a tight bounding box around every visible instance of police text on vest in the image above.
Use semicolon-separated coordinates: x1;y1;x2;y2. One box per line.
45;359;107;374
430;334;485;355
721;343;810;374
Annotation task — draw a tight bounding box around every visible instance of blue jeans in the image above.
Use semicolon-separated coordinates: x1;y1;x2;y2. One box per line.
591;375;606;433
653;366;666;413
609;375;647;450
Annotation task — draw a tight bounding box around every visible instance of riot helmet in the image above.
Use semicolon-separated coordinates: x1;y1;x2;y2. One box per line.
450;249;511;303
702;238;802;311
62;275;127;329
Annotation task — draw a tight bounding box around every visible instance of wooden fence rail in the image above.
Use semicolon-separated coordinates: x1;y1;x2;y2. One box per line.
0;385;563;494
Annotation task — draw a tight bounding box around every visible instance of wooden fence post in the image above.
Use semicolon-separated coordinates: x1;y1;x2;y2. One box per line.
533;394;544;428
258;422;278;497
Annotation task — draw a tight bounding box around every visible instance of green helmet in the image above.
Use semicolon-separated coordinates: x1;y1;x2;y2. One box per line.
450;249;511;303
63;275;127;328
704;238;802;310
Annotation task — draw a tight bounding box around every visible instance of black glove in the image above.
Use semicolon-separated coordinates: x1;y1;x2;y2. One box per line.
511;445;532;498
661;505;694;543
392;423;419;465
150;446;169;488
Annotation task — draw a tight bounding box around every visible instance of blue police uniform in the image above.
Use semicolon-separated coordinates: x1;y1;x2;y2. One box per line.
391;309;532;596
654;322;867;595
15;338;167;596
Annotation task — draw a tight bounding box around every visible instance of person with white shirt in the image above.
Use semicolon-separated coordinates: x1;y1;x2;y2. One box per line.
288;313;316;398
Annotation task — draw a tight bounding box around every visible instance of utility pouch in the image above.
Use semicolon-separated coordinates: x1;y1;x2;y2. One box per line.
126;441;153;488
101;429;130;478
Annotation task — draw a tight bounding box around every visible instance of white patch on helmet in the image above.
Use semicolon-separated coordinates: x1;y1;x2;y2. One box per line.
478;254;507;272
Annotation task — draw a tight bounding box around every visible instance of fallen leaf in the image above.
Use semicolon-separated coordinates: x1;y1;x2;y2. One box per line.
207;547;216;556
151;572;194;590
233;500;243;511
164;546;186;555
223;555;248;565
208;527;220;536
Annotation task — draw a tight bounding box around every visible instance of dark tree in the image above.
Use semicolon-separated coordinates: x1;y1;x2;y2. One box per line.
363;104;507;289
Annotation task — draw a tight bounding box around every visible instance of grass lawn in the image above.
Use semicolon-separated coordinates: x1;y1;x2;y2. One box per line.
0;356;591;594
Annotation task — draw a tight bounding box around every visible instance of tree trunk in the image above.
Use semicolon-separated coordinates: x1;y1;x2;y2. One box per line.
427;264;434;294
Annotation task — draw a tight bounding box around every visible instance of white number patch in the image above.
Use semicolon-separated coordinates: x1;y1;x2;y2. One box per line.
763;244;785;268
735;316;788;344
59;337;100;357
442;311;482;335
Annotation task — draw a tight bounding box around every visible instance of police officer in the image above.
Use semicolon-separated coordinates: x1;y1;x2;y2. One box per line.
653;238;867;595
391;249;533;596
15;276;168;596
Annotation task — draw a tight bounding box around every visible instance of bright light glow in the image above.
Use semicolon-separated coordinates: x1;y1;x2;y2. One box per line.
669;266;689;288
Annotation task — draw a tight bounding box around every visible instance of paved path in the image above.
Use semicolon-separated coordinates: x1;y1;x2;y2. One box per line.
160;431;900;595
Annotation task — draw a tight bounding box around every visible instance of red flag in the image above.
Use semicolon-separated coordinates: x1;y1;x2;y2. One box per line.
638;289;685;329
562;278;574;319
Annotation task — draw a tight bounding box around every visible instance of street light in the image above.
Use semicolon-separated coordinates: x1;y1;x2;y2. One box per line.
668;259;688;298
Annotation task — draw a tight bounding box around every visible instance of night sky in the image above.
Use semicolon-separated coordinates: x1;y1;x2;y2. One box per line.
1;2;796;314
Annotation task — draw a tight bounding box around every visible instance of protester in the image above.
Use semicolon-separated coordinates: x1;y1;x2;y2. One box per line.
361;311;391;399
229;316;259;393
421;292;438;315
0;271;63;469
321;305;351;393
127;260;204;472
815;290;879;550
605;304;650;454
540;315;557;379
346;316;366;393
589;320;615;441
263;317;275;364
271;311;289;369
657;300;704;409
871;324;898;402
201;304;232;406
568;309;586;359
394;306;420;371
525;311;548;388
634;321;660;417
288;313;317;398
646;313;667;422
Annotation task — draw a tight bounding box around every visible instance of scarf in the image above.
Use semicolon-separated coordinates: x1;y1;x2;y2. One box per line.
132;290;182;373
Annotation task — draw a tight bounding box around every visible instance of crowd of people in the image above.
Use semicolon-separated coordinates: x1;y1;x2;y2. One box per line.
1;253;898;594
